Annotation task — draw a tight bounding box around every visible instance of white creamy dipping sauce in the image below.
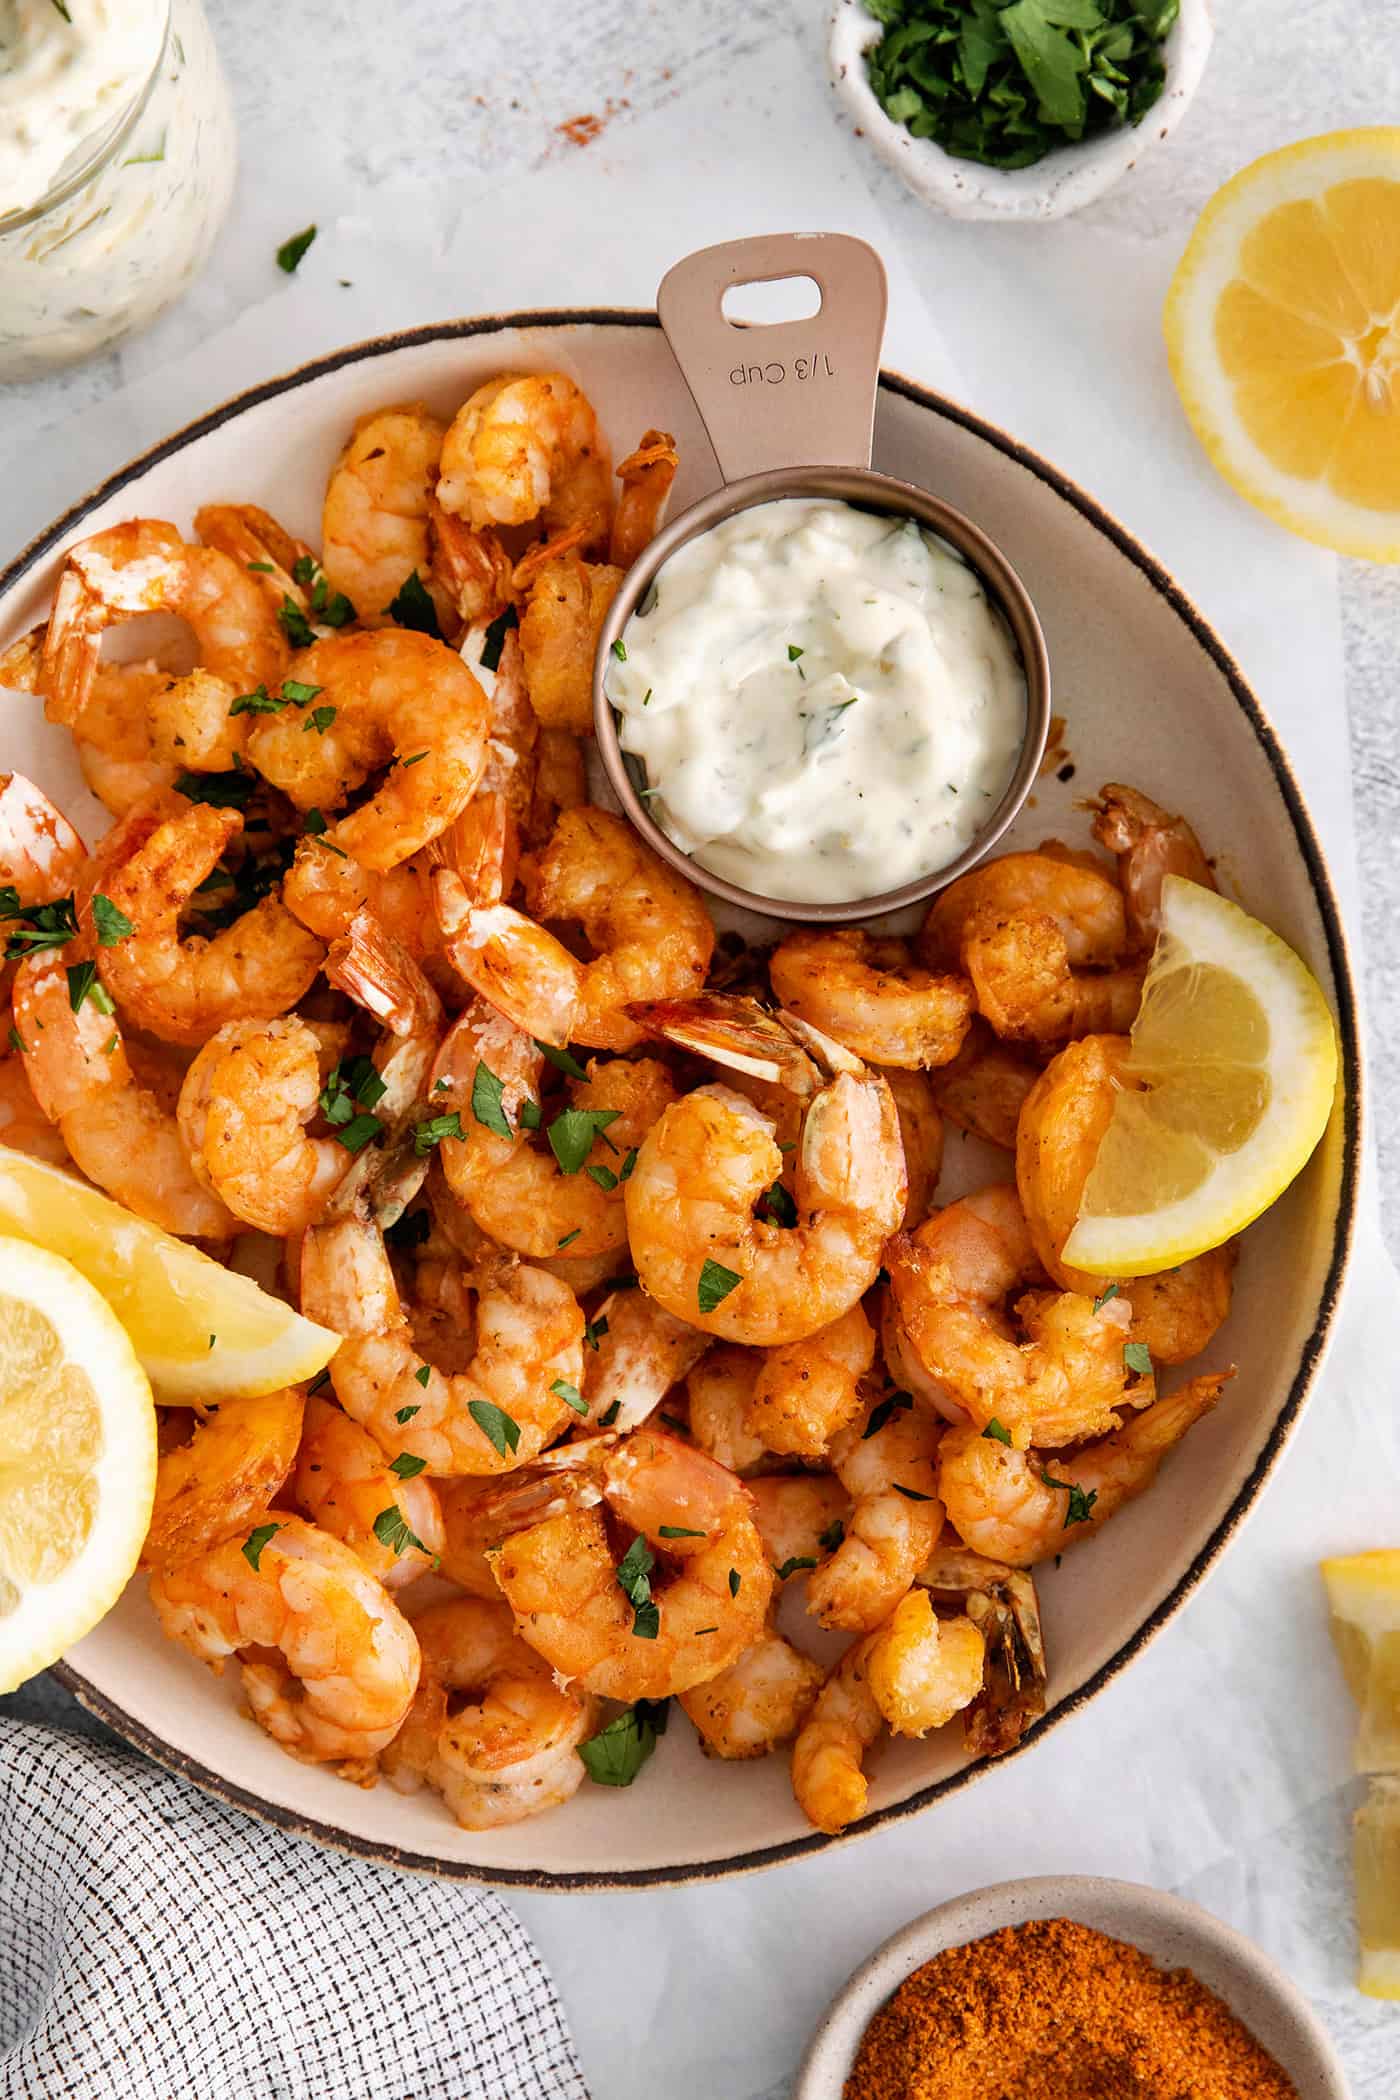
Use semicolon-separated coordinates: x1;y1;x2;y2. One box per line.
605;497;1027;905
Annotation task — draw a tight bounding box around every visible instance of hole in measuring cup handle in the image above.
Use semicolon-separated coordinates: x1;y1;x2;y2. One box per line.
720;274;824;327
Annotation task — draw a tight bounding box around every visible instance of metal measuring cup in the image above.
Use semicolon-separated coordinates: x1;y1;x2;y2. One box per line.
592;230;1051;926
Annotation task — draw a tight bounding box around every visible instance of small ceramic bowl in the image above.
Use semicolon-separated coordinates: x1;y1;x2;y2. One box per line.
828;0;1216;222
795;1875;1349;2100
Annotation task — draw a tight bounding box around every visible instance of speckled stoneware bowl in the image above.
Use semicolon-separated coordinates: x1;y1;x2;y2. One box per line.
795;1875;1350;2099
828;0;1215;222
0;312;1358;1887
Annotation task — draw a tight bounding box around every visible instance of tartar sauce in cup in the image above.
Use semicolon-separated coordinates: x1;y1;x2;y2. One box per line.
604;496;1027;907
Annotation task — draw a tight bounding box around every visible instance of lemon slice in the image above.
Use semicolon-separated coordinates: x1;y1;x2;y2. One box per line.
0;1237;156;1693
1165;129;1400;560
0;1147;339;1403
1355;1779;1400;1999
1322;1550;1400;1773
1062;878;1338;1275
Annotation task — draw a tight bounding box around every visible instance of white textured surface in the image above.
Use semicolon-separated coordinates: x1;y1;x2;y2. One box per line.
1;1;1398;2094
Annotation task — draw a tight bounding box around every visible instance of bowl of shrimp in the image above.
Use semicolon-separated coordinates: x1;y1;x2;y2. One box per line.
0;315;1358;1887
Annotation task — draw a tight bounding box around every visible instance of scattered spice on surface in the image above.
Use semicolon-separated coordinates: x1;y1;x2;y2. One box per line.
844;1918;1299;2100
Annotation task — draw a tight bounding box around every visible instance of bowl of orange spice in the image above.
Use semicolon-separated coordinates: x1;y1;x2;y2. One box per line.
796;1876;1348;2100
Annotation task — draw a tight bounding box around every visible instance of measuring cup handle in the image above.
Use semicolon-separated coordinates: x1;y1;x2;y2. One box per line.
656;232;888;484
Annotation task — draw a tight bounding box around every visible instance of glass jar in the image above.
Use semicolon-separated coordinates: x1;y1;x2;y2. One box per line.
0;0;237;382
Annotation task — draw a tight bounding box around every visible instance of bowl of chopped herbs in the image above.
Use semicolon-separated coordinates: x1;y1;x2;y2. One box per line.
829;0;1213;220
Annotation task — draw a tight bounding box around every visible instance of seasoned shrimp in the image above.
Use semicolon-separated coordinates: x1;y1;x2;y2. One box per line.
488;1429;773;1700
1093;782;1214;948
318;405;455;630
884;1065;945;1227
769;930;973;1071
922;851;1128;972
625;1010;905;1347
433;1476;515;1598
436;806;714;1051
929;1018;1039;1152
745;1303;876;1460
194;502;315;618
610;429;679;568
148;1511;419;1772
83;793;324;1046
918;1545;1047;1757
0;773;85;905
176;1017;352;1234
245;630;490;870
69;661;176;815
684;1346;769;1475
749;1473;851;1576
141;1387;305;1571
381;1597;595;1829
518;547;623;733
887;1184;1142;1449
40;519;288;727
805;1393;945;1633
790;1634;883;1835
0;1031;69;1163
864;1588;986;1741
959;909;1147;1043
437;372;613;555
680;1626;824;1759
12;941;235;1237
1016;1033;1234;1362
430;1000;676;1262
580;1286;711;1433
293;1394;444;1588
937;1372;1232;1566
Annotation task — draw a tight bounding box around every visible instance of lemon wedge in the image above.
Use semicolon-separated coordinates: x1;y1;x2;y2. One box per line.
0;1147;339;1403
0;1236;156;1693
1322;1550;1400;1774
1355;1779;1400;2000
1165;129;1400;560
1062;878;1338;1275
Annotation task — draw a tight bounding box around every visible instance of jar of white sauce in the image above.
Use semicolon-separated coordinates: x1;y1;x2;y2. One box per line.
0;0;236;381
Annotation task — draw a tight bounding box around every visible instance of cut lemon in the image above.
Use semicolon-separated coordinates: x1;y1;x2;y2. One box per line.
0;1237;155;1693
1355;1779;1400;2000
1062;878;1338;1275
1165;129;1400;560
0;1147;339;1403
1322;1550;1400;1773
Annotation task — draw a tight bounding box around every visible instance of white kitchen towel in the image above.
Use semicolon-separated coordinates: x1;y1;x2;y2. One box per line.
0;1720;587;2100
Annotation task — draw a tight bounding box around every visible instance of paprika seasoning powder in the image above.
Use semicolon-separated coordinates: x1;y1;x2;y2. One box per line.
844;1917;1300;2099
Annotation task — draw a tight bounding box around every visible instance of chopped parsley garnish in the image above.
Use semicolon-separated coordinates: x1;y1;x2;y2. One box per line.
385;569;443;639
91;894;133;947
757;1179;797;1229
276;224;317;274
577;1700;666;1787
893;1483;934;1502
1;893;77;959
863;1389;913;1439
775;1555;817;1580
697;1258;742;1314
467;1399;520;1457
1093;1282;1120;1313
787;643;804;661
982;1418;1013;1446
478;603;518;673
547;1105;621;1176
611;637;627;661
175;767;255;809
1123;1341;1153;1378
397;1401;423;1421
728;1568;741;1598
598;1399;621;1427
399;750;429;769
618;1147;638;1183
413;1111;465;1156
228;683;288;717
278;597;316;647
371;1507;428;1559
65;962;111;1015
583;1315;609;1352
556;1228;581;1250
817;1518;846;1553
470;1061;512;1140
586;1161;618;1192
319;1056;386;1153
617;1533;659;1638
658;1525;705;1540
303;705;337;735
1041;1467;1099;1527
389;1453;427;1480
533;1037;589;1082
518;1099;543;1130
242;1522;281;1571
551;1377;588;1415
7;1026;23;1054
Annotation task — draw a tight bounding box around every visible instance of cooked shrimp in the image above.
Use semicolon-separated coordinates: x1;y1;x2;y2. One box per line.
144;666;247;773
790;1633;884;1835
684;1346;769;1475
293;1394;444;1588
327;1231;585;1477
529;724;587;845
921;851;1128;972
40;519;288;727
194;502;315;618
84;793;323;1046
244;630;490;870
436;806;714;1051
437;372;613;555
12;941;235;1237
69;661;176;814
488;1429;773;1700
148;1511;419;1772
141;1387;305;1571
610;429;679;568
884;1065;945;1227
320;404;456;631
804;1393;945;1634
937;1372;1232;1566
429;1000;676;1262
424;1158;630;1297
0;773;85;906
959;909;1147;1043
886;1184;1141;1448
381;1597;595;1829
680;1626;823;1760
745;1303;876;1460
432;1477;514;1599
769;930;974;1070
429;500;514;633
625;1011;905;1347
0;1032;69;1163
865;1587;986;1740
580;1286;711;1433
1093;782;1214;947
929;1018;1039;1152
176;1017;353;1234
918;1544;1047;1757
748;1473;851;1576
1016;1033;1234;1362
518;547;623;733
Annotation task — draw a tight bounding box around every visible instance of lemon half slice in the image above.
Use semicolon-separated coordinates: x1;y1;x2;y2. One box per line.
1062;878;1338;1275
1322;1550;1400;1774
1165;129;1400;560
1355;1779;1400;2000
0;1237;156;1693
0;1148;339;1403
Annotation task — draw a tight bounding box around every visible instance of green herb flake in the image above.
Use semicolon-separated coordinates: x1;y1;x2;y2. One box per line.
787;643;804;661
247;561;274;574
585;1161;618;1192
467;1399;521;1458
551;1377;588;1415
583;1317;609;1354
611;637;627;661
547;1105;621;1176
818;1518;846;1553
533;1037;589;1082
518;1099;543;1131
65;961;99;1013
278;597;316;647
303;705;337;735
478;603;518;673
757;1179;797;1229
982;1418;1013;1446
7;1025;24;1054
1093;1282;1121;1313
385;569;443;639
413;1111;465;1157
556;1228;581;1250
775;1555;817;1580
658;1525;705;1540
1123;1341;1153;1378
470;1061;513;1140
893;1483;934;1502
396;1402;422;1422
276;224;317;275
399;750;429;769
242;1522;280;1571
728;1568;741;1598
91;894;134;947
389;1452;427;1480
618;1146;638;1183
598;1399;621;1427
1041;1467;1099;1528
697;1258;742;1314
175;767;254;810
863;1389;913;1440
413;1365;432;1389
333;1112;384;1155
577;1702;664;1787
372;1506;427;1559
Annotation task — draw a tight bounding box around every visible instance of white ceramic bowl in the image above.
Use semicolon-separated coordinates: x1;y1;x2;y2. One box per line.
796;1875;1350;2099
828;0;1215;221
0;313;1358;1888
